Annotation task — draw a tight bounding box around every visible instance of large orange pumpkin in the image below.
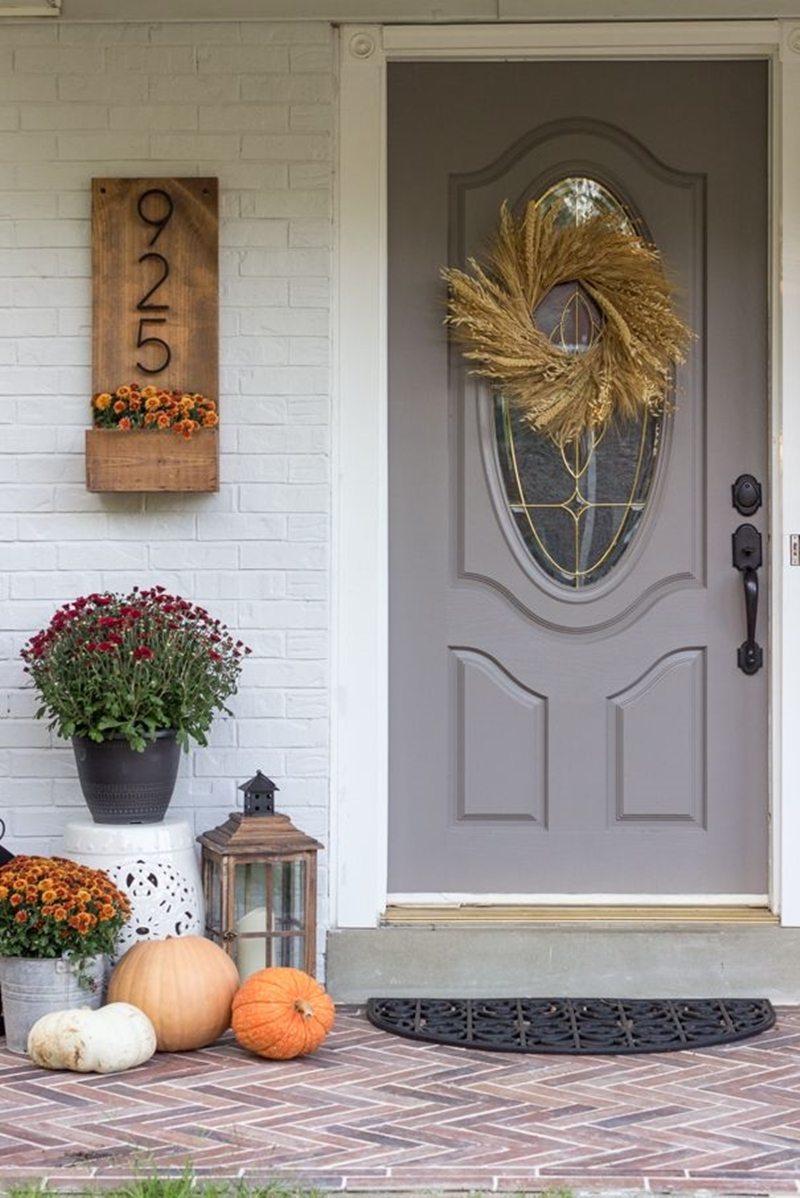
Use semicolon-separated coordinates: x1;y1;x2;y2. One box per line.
107;935;240;1052
232;967;335;1059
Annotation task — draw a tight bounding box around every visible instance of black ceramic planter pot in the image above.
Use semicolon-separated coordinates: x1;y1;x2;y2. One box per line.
71;731;181;824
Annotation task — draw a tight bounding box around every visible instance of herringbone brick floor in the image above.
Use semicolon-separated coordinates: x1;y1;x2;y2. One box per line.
1;1005;799;1193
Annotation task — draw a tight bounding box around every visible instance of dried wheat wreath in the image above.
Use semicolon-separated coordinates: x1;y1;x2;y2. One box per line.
442;199;695;446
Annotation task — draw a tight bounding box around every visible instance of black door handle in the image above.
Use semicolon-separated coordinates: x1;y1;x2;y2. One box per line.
732;522;763;675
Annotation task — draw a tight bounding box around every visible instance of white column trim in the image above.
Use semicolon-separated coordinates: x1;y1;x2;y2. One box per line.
330;26;388;927
333;19;795;928
777;22;800;924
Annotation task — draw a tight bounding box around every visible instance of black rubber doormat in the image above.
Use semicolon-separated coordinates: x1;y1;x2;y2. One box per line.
366;997;776;1054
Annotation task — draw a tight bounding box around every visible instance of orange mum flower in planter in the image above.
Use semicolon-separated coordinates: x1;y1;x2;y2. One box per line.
92;382;217;439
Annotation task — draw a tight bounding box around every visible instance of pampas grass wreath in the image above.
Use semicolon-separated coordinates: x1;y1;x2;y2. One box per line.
441;199;695;446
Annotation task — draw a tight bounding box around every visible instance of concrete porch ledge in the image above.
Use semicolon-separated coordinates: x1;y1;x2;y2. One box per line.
325;924;800;1003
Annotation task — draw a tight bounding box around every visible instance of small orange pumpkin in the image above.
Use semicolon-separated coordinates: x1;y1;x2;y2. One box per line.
232;966;335;1060
107;935;240;1052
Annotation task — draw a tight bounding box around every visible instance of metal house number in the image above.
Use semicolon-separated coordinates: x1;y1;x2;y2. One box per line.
135;188;173;375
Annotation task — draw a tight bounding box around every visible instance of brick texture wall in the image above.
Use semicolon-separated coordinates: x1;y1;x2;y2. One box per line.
0;20;333;938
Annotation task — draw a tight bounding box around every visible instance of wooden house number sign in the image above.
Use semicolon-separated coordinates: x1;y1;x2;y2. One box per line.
87;177;219;492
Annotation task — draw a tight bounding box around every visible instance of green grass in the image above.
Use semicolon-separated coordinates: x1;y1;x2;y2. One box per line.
5;1179;321;1198
3;1177;573;1198
2;1183;573;1198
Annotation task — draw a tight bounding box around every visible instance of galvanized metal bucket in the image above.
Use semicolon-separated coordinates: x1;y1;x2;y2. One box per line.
0;955;105;1054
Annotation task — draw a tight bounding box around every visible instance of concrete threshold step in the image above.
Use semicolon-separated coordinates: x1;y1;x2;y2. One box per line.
326;922;800;1003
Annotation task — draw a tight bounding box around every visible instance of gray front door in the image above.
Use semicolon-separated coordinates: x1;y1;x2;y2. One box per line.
388;60;768;897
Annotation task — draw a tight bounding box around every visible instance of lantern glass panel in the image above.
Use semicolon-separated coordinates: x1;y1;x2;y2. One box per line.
234;860;267;922
275;858;306;932
233;858;308;978
206;856;223;937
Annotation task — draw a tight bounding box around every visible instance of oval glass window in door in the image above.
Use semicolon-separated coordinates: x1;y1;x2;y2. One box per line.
493;177;665;590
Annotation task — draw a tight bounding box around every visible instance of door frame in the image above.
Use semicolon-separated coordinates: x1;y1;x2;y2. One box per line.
332;20;800;927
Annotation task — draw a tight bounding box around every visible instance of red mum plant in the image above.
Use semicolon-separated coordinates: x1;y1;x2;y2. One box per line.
92;383;218;439
21;588;251;752
0;856;130;974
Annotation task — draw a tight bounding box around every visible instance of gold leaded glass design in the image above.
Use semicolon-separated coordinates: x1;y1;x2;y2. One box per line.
493;177;663;589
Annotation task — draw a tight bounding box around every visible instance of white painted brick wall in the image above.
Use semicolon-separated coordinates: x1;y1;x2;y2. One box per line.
0;19;333;955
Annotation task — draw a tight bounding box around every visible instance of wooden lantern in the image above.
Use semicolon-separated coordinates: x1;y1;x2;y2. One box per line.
198;785;323;980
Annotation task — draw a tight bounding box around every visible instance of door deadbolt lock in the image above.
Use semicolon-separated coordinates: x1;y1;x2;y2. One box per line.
732;473;762;517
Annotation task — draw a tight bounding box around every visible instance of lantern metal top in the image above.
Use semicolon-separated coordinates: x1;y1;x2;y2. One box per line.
197;811;323;859
239;770;278;815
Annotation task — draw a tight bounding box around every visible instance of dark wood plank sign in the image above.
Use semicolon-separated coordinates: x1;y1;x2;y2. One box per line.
87;177;219;492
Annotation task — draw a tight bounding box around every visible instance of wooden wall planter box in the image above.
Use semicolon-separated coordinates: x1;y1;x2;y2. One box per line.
85;429;219;493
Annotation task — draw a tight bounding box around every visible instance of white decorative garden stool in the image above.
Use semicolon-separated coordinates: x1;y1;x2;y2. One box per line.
63;818;204;960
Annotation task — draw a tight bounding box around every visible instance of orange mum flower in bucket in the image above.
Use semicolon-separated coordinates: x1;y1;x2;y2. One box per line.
0;856;130;966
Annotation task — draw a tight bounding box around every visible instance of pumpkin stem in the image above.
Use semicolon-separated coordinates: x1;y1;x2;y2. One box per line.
294;998;315;1019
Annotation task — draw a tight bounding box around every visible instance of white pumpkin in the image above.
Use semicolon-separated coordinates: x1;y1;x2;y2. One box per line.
27;1002;157;1073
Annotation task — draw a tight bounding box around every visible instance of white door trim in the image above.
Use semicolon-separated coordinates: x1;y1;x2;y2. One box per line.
332;19;799;927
